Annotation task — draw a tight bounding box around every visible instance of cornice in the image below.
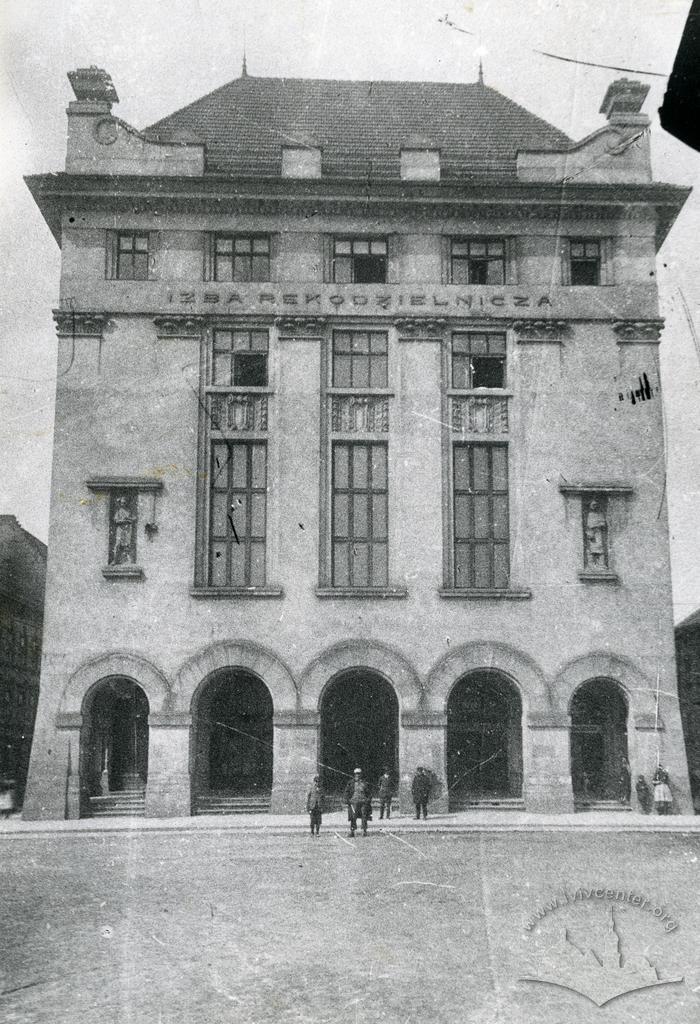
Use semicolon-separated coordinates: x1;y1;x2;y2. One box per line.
27;172;690;247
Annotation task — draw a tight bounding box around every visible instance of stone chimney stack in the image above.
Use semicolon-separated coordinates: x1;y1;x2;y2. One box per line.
599;78;650;127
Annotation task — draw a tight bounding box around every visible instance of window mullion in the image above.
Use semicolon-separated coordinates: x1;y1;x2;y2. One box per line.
367;444;374;586
245;445;253;585
488;446;495;589
348;445;355;587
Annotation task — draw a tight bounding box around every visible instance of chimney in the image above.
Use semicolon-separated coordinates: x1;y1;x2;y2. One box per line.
599;79;650;126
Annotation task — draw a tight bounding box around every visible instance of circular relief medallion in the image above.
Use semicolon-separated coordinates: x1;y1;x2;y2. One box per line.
94;118;118;145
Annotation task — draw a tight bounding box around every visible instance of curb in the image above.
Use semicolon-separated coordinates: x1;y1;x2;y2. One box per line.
2;814;700;839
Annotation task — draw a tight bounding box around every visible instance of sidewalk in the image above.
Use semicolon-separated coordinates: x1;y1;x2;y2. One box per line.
2;808;699;837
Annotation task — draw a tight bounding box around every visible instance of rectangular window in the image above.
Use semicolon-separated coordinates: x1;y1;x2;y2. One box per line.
117;232;149;281
451;239;505;285
214;235;270;282
332;331;388;389
569;239;600;285
209;441;267;587
332;443;388;588
333;238;387;284
453;444;509;590
212;329;268;387
452;332;506;389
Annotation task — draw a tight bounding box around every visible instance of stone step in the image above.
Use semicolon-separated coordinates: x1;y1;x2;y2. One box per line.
89;793;146;818
450;798;525;811
194;794;271;815
575;800;632;812
324;796;400;812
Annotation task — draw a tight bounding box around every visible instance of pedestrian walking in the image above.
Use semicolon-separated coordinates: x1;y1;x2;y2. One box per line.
344;768;371;837
306;775;324;836
653;765;673;815
377;767;394;819
619;756;631;803
635;774;653;814
411;765;431;820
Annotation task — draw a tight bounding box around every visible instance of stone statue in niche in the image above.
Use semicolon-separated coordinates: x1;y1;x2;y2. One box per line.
583;497;608;569
109;493;137;565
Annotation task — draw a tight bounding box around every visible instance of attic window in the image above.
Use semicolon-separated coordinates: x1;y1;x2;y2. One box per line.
281;146;322;178
400;148;440;181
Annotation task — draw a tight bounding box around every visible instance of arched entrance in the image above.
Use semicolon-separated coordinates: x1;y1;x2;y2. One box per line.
192;669;273;812
320;670;398;798
446;671;523;808
81;678;149;815
570;678;629;805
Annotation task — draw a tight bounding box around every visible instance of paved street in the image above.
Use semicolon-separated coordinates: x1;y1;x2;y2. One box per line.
2;823;699;1024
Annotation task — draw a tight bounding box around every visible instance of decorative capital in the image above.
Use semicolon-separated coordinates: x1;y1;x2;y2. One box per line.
513;319;569;342
612;319;664;342
394;317;446;336
53;310;110;338
275;316;327;335
153;315;206;339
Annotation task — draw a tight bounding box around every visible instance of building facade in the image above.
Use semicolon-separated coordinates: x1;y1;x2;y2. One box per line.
676;610;700;813
0;515;46;803
23;66;693;818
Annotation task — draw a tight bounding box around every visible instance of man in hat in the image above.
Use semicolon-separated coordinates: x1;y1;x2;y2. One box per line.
411;765;431;820
344;768;371;837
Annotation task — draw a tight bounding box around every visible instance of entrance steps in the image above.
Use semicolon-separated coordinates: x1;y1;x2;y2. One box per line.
88;791;146;817
575;799;632;812
323;796;399;814
194;794;271;815
450;797;525;812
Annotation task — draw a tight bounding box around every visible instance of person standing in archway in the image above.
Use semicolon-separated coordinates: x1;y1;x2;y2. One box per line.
306;775;324;836
619;756;631;804
344;768;371;837
653;765;673;815
412;765;431;820
377;767;394;819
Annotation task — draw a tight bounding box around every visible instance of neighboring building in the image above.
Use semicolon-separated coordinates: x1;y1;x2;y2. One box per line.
676;609;700;813
0;515;46;803
22;64;693;819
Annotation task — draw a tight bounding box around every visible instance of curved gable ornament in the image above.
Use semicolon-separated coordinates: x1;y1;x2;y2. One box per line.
425;641;549;715
60;652;172;716
300;640;422;711
175;640;298;712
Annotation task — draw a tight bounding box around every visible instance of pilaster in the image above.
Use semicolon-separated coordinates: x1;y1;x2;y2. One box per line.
270;711;320;813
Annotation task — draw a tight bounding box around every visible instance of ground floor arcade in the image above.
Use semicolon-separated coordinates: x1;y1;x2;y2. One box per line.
22;640;693;819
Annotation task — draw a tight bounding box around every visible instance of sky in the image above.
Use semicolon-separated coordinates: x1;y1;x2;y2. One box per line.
0;0;699;620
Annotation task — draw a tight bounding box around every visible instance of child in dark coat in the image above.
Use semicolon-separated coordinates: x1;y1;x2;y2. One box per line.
306;776;324;835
